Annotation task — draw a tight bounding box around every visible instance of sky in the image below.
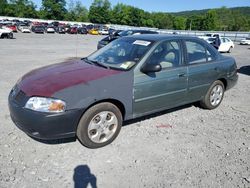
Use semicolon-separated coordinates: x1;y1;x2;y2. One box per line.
34;0;250;12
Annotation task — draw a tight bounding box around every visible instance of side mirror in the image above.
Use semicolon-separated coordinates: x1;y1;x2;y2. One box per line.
141;63;162;74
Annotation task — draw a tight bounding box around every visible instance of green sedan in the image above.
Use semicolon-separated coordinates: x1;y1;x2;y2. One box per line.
9;34;238;148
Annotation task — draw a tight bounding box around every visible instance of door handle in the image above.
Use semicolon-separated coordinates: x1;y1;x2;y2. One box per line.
178;73;186;77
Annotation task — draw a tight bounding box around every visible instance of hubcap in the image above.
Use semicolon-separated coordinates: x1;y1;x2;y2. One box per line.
210;85;223;106
88;111;118;143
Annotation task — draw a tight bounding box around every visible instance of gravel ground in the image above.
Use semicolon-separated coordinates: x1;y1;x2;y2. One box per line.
0;33;249;188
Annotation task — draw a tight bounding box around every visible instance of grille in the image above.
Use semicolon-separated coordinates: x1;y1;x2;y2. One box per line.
10;85;27;104
15;90;26;103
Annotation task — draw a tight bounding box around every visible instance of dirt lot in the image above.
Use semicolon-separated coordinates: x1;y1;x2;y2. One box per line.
0;33;249;188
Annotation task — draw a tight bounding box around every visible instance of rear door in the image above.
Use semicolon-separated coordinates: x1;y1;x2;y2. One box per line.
185;40;219;102
133;40;188;116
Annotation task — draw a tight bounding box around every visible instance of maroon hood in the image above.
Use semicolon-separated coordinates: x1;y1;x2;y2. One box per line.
18;60;121;97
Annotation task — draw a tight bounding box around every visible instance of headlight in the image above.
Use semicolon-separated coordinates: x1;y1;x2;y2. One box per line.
25;97;66;113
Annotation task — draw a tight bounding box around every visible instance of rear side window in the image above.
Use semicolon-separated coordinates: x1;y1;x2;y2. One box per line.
186;40;216;64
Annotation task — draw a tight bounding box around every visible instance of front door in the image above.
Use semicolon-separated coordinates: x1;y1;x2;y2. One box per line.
133;40;188;116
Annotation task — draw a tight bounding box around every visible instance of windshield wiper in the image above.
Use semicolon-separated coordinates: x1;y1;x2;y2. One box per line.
82;57;110;69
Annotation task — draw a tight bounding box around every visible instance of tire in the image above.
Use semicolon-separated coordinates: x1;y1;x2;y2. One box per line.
200;80;225;110
77;102;122;148
227;46;233;53
8;33;13;39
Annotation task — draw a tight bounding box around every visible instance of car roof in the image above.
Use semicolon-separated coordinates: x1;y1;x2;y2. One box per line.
124;34;201;42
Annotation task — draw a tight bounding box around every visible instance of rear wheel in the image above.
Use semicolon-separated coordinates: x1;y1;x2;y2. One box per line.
227;46;233;53
200;80;225;109
77;102;122;148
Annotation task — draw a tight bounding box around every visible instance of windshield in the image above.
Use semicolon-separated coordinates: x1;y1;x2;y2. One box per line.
87;38;154;70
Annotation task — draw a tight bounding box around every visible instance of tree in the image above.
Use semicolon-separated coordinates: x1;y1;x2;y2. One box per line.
111;3;131;25
0;0;8;15
88;0;111;24
202;10;218;30
151;12;173;29
173;16;186;30
186;15;203;30
40;0;67;20
5;0;38;18
65;0;88;22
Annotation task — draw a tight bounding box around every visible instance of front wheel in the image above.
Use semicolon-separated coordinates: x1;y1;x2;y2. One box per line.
77;102;122;148
200;80;225;109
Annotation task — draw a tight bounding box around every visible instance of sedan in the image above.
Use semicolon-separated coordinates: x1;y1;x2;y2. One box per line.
20;26;31;33
240;37;250;45
218;37;234;53
8;35;238;148
46;26;55;33
32;26;45;34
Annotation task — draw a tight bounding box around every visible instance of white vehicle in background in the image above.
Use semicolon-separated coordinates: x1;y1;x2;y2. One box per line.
218;37;234;53
20;26;31;33
46;26;55;33
240;37;250;45
0;26;13;38
99;28;109;35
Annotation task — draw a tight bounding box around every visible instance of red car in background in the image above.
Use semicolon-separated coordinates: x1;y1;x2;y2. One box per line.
5;25;17;32
67;27;78;34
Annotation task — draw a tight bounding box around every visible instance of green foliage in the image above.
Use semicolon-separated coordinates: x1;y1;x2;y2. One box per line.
2;0;37;18
65;0;88;22
111;3;132;25
151;12;173;29
0;0;8;15
202;10;218;30
40;0;67;20
173;16;186;30
89;0;111;23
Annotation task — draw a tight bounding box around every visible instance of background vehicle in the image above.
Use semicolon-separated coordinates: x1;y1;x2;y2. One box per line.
46;26;55;33
240;37;250;45
20;26;31;33
97;29;158;49
203;37;215;44
4;24;17;32
89;29;99;35
99;28;109;35
55;26;66;34
218;37;234;53
77;27;88;34
67;27;78;34
0;26;13;38
31;26;45;34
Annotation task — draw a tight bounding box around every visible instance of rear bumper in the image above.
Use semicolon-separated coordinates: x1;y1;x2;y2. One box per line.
8;89;84;140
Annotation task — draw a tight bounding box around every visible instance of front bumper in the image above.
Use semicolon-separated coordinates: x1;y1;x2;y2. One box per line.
8;87;84;140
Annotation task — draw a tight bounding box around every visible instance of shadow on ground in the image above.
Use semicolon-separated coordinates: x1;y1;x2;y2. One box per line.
238;65;250;76
31;136;77;145
73;165;97;188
